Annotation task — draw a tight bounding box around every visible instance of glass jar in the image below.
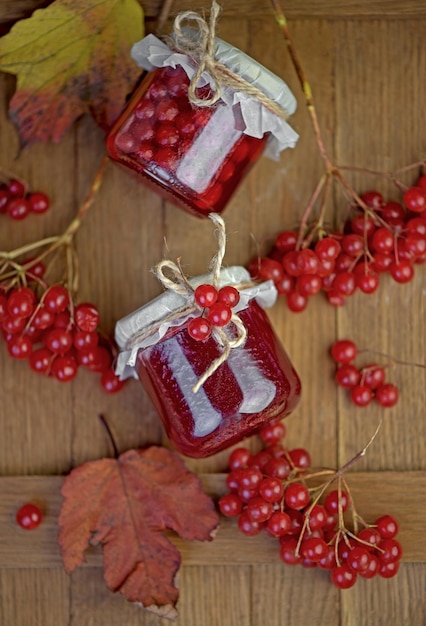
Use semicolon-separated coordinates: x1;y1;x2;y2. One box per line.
106;34;298;218
115;267;301;458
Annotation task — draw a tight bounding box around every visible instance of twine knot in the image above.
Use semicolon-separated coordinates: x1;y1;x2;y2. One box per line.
148;214;247;393
172;0;290;120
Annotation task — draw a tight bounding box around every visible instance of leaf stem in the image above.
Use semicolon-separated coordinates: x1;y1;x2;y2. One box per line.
99;414;119;459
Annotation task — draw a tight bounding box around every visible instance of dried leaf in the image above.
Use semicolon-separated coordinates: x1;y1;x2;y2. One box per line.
58;446;219;617
0;0;144;146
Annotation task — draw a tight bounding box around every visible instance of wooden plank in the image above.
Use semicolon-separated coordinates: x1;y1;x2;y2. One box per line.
0;569;70;626
341;563;426;626
1;0;425;27
333;19;426;471
68;565;251;626
252;564;340;626
0;472;424;568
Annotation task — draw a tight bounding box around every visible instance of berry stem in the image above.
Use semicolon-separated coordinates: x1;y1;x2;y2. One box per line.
269;0;333;171
0;156;108;289
295;173;328;249
358;349;426;370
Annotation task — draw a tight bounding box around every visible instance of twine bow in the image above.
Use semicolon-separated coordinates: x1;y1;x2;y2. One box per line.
126;214;248;393
172;0;290;120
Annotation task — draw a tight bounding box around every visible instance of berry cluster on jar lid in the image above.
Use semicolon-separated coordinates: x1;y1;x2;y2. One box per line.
0;177;50;220
248;175;426;312
0;281;125;394
330;340;399;408
187;283;240;341
218;422;402;588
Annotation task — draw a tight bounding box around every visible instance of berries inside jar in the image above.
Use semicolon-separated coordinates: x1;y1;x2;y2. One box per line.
107;66;268;217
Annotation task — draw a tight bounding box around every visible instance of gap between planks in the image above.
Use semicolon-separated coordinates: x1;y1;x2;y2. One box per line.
0;471;424;568
0;0;425;26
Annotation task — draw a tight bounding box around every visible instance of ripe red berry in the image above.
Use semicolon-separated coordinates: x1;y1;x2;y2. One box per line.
7;197;31;220
7;335;32;359
100;369;126;393
286;291;308;313
28;192;50;214
375;514;399;539
194;283;218;308
350;384;373;407
389;260;414;283
16;503;42;529
284;483;310;510
207;302;232;326
228;447;251;470
335;363;361;388
217;285;240;308
7;287;35;319
248;257;284;282
258;421;286;444
7;179;26;196
286;448;310;471
375;383;399;407
403;186;426;213
275;230;298;253
237;511;264;536
267;511;291;536
360;190;383;208
188;317;212;341
219;493;243;517
43;285;70;313
315;237;341;261
330;564;357;589
51;355;78;382
301;537;329;562
258;477;284;503
330;339;358;364
75;302;100;332
362;364;386;390
29;347;53;374
324;489;349;514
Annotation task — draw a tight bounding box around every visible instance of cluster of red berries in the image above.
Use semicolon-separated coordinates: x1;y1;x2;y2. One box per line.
218;421;402;588
16;503;43;530
331;339;398;408
0;279;124;393
0;178;50;220
187;283;240;341
248;176;426;312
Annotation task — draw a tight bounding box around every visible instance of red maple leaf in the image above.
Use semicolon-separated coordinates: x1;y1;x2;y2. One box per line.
58;446;219;619
0;0;144;146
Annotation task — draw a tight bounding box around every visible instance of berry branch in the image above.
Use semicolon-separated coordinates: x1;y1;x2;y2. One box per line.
245;1;426;313
218;421;402;588
0;156;125;394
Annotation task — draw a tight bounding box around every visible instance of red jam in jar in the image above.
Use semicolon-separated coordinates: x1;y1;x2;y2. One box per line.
106;34;298;218
115;267;301;458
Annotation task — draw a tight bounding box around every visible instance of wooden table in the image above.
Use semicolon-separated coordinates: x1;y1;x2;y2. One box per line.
1;2;425;625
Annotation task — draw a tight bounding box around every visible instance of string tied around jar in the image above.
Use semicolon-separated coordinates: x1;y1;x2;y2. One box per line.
172;0;290;121
152;213;247;393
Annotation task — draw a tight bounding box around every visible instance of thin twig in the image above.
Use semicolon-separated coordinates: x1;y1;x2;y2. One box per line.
99;414;119;459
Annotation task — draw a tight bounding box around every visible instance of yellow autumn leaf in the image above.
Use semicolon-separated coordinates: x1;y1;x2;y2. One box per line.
0;0;144;146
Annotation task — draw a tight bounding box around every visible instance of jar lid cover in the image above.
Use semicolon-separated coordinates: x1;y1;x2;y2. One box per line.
131;34;299;158
114;266;277;380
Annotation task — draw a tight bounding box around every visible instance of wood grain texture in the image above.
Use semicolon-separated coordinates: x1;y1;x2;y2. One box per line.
0;473;424;567
0;3;425;626
1;0;426;26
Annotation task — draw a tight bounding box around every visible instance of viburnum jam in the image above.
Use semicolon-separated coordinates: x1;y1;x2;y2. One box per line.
107;66;268;217
106;32;298;217
133;299;300;457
